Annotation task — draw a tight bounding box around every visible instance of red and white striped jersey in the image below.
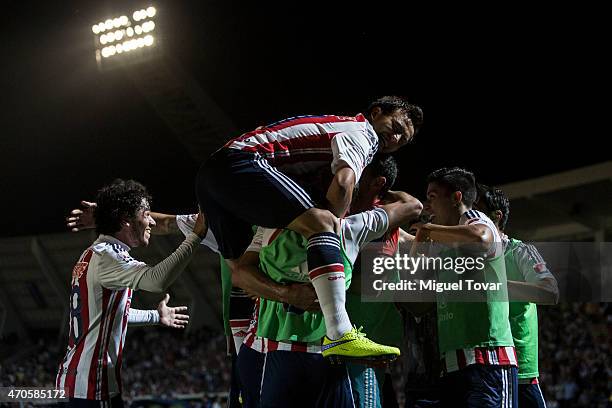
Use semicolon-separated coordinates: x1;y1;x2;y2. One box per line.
225;114;379;182
242;298;323;354
56;235;142;400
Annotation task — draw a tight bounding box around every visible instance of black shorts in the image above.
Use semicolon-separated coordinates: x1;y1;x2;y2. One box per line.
196;148;315;259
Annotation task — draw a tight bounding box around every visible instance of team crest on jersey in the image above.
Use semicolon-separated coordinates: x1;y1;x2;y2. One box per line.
72;262;88;280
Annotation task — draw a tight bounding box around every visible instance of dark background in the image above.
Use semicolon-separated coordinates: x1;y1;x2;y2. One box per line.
0;1;607;236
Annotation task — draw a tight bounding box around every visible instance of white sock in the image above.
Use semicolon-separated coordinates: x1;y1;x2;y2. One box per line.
310;273;352;340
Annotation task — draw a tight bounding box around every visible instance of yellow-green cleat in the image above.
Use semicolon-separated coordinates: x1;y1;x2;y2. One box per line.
321;327;400;364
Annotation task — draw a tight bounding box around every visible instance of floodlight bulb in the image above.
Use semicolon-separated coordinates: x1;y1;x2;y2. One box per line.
92;24;100;34
100;34;108;44
126;27;134;37
144;35;154;46
113;18;121;28
146;7;156;18
115;30;123;40
120;16;129;26
135;25;143;35
104;19;113;30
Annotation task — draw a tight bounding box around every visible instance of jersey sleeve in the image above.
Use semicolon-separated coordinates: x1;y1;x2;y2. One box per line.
97;245;151;290
176;214;219;253
96;233;201;292
128;309;160;326
330;130;375;183
341;207;389;264
513;242;555;283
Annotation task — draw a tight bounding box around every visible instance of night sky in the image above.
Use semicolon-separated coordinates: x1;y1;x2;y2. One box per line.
0;1;607;236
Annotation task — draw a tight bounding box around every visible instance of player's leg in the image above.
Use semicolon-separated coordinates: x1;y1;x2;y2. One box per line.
463;364;512;408
198;149;353;340
235;345;265;408
345;363;385;408
518;380;547;408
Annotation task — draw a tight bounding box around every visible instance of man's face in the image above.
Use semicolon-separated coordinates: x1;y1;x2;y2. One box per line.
425;182;456;226
127;201;155;247
370;107;415;153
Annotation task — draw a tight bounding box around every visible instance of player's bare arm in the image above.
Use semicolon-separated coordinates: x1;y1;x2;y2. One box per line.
325;165;356;217
378;190;423;230
234;251;319;311
411;222;493;252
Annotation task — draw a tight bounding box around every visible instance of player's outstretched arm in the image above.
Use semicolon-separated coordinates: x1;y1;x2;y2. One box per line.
66;200;190;235
378;190;423;231
410;222;494;254
157;293;190;328
507;280;559;304
99;213;208;293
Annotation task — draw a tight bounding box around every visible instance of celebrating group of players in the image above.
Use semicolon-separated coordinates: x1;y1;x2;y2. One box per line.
57;96;558;408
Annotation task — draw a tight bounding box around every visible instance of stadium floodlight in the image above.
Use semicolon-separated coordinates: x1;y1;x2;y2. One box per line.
93;6;159;67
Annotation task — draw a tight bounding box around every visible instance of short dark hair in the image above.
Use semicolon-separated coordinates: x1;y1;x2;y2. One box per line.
427;167;477;207
95;179;152;235
477;183;510;231
365;95;424;134
368;154;398;196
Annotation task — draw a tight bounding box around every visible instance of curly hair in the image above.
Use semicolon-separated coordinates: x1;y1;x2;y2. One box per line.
477;183;510;231
94;179;152;235
427;167;477;207
365;95;424;134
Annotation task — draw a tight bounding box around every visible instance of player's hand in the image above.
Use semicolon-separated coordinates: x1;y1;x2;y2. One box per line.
66;201;97;232
284;283;320;312
409;223;433;257
193;211;208;238
158;293;189;329
410;223;433;242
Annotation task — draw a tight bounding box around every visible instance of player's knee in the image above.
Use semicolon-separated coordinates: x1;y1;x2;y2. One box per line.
291;208;338;237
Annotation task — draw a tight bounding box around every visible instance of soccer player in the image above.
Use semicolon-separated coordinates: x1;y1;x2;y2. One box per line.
236;160;422;407
56;179;206;407
475;184;558;408
197;96;423;359
66;199;316;408
411;168;517;408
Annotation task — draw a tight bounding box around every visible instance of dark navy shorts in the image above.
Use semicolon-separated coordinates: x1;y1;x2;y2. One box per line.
440;365;518;408
518;382;546;408
196;148;315;259
260;350;354;408
236;345;266;408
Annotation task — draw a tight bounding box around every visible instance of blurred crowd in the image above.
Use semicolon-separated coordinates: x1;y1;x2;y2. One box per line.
1;304;610;407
